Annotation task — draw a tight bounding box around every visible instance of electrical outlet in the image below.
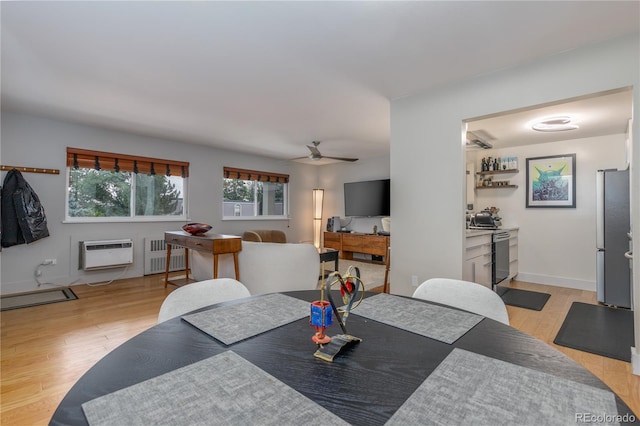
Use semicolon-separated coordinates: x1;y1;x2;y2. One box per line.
43;259;57;265
411;275;419;287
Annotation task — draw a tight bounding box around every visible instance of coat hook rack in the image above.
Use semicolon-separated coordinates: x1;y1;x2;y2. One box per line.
0;165;60;175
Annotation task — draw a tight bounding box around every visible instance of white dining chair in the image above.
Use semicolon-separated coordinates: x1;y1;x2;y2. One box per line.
157;278;251;323
412;278;510;325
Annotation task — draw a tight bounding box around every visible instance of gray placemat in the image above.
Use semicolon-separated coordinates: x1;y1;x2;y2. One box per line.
182;293;310;345
352;293;483;344
82;351;349;426
386;348;619;426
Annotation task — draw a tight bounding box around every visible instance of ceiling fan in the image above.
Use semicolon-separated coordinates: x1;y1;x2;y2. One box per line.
294;141;359;162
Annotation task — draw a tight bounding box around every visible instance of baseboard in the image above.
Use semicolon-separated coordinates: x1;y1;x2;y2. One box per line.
1;268;142;296
515;272;595;291
632;347;640;376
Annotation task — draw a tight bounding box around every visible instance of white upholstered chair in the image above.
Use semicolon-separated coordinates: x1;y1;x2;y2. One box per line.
190;241;320;295
412;278;510;325
157;278;250;323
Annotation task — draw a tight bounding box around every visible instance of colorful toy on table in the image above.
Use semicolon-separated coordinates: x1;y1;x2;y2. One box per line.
310;265;364;362
310;298;332;344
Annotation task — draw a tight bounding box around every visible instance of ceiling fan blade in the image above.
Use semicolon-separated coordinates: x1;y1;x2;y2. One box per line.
324;156;359;162
306;145;322;157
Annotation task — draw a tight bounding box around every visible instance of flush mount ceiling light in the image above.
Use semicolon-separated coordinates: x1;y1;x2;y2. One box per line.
531;116;579;132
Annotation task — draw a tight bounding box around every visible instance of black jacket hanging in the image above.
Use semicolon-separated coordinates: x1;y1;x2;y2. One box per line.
1;169;50;247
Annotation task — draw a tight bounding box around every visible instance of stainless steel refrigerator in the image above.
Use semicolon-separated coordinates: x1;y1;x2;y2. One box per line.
596;168;632;308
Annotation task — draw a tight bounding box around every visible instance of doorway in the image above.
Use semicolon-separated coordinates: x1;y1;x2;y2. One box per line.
462;87;633;291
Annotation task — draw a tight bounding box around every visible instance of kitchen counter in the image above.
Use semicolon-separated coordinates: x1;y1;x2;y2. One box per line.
465;229;495;237
465;226;519;237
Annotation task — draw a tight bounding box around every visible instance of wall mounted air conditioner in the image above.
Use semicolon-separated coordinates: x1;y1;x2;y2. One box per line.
80;239;134;271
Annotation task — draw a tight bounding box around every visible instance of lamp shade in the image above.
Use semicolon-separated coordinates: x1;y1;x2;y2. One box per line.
312;189;324;248
313;189;324;220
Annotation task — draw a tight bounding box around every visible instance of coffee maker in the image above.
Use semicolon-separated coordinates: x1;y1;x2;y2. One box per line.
326;216;341;232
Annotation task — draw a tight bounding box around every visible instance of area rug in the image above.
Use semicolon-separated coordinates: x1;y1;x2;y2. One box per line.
554;302;634;362
496;286;550;311
1;288;78;311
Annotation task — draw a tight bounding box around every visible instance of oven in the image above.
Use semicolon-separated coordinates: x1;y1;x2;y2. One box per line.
492;231;510;287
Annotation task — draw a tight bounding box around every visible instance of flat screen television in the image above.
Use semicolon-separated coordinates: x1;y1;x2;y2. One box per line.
344;179;390;217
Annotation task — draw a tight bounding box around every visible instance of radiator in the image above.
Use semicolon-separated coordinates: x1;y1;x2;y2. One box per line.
144;237;186;275
81;239;133;271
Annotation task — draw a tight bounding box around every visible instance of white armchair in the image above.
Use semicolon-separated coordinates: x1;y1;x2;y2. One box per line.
191;241;320;295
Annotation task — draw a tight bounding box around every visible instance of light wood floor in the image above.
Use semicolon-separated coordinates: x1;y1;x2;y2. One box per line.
1;276;638;424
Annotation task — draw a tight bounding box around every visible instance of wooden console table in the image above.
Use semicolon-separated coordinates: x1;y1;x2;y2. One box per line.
164;231;242;288
324;232;389;260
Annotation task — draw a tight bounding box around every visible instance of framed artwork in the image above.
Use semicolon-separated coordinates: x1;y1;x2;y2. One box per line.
526;153;576;208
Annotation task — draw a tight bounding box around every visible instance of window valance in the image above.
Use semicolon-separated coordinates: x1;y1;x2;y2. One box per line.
66;148;190;177
223;167;289;183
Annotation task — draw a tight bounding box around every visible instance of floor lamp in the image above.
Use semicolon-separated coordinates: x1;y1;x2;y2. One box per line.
313;189;324;249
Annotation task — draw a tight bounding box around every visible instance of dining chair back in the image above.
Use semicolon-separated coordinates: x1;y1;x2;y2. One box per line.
157;278;251;323
412;278;510;325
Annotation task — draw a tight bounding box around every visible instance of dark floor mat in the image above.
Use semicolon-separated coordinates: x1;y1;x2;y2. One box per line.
1;288;78;311
496;287;550;311
554;302;634;362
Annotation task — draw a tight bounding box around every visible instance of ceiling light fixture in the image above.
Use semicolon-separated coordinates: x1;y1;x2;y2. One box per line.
531;116;579;132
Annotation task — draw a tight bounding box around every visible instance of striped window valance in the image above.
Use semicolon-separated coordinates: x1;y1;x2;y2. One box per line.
223;167;289;183
66;148;190;177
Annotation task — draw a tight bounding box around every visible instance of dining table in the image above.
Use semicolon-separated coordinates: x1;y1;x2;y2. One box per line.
50;290;637;425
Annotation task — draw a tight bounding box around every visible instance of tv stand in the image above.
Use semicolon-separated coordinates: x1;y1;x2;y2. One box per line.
324;232;389;260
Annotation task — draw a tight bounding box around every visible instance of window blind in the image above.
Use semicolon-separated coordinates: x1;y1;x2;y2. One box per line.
66;148;189;177
223;167;289;183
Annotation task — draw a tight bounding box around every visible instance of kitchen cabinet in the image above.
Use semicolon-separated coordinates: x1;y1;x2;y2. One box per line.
463;232;493;288
476;169;519;189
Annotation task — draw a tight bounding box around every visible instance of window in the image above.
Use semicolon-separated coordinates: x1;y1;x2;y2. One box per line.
66;148;189;221
223;167;289;219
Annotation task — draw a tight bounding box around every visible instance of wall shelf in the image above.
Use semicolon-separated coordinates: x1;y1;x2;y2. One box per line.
476;169;519;175
476;168;518;189
476;185;518;189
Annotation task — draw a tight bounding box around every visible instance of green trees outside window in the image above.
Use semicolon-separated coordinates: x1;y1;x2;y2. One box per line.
67;168;184;219
223;178;286;217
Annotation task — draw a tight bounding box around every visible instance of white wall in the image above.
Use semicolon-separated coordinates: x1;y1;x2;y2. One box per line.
0;111;319;294
469;134;627;290
390;33;639;298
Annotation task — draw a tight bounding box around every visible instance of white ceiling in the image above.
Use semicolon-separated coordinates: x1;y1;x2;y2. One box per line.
466;87;634;151
2;2;638;164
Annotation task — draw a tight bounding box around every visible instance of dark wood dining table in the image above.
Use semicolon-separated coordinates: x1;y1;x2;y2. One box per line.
50;291;637;425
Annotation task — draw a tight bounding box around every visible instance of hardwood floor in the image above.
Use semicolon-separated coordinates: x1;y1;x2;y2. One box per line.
504;280;639;417
1;276;638;424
